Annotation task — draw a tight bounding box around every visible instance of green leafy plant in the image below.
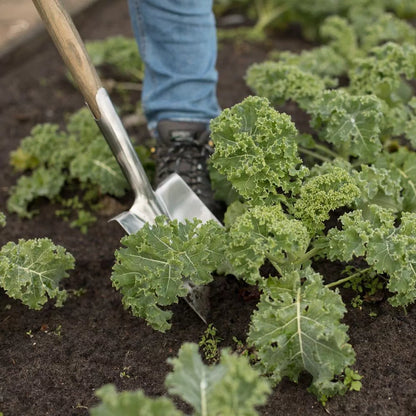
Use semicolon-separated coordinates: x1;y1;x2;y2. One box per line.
110;96;361;400
326;205;416;307
7;107;154;232
215;0;416;41
248;268;355;399
108;12;416;401
110;87;416;401
86;36;144;81
246;17;416;158
8;108;127;220
340;265;384;305
0;238;74;309
8;1;415;407
343;367;363;393
0;212;74;309
111;217;226;332
199;324;223;363
55;196;98;234
90;343;271;416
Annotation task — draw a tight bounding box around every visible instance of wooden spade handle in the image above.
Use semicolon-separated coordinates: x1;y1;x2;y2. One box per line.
32;0;102;118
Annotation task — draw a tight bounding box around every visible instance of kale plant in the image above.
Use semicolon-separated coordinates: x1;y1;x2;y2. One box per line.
0;213;74;309
7;107;154;232
90;343;270;416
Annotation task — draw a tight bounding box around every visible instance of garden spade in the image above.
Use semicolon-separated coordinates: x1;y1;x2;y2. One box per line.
32;0;220;322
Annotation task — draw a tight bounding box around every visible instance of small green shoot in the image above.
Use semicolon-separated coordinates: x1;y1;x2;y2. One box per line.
69;209;97;234
55;196;98;234
351;295;363;309
53;325;63;338
343;266;384;296
343;368;363;392
199;324;223;363
68;288;87;298
119;366;132;379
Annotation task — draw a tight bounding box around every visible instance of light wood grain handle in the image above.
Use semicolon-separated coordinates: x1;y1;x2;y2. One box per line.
32;0;102;118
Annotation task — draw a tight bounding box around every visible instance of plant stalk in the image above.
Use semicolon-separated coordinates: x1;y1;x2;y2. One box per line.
313;143;341;159
254;3;287;34
266;246;321;276
298;146;332;163
292;247;321;266
325;267;373;289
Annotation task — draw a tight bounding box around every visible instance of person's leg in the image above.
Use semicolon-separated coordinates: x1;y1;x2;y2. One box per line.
127;0;221;132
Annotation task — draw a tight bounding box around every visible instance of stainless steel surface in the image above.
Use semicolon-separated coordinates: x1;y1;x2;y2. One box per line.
156;173;222;226
95;88;169;228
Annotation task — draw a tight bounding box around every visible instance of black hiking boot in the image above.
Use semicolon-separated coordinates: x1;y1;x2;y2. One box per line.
155;120;223;218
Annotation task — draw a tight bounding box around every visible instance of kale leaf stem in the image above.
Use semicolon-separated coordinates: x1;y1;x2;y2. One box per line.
325;267;373;289
292;247;321;265
266;246;320;275
298;146;332;163
313;143;341;159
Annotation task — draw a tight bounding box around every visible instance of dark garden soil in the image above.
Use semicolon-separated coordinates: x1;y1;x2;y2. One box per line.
0;1;415;415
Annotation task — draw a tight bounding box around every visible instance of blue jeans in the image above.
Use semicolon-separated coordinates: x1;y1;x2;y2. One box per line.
127;0;221;131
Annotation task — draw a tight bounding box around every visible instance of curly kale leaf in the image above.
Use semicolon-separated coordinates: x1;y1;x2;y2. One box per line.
0;238;75;309
327;205;416;306
379;212;416;306
320;16;360;65
66;107;102;145
245;62;326;109
111;217;226;332
10;123;76;171
405;97;416;148
375;147;416;212
309;90;384;162
348;42;416;102
352;12;416;52
91;384;183;416
227;205;310;284
321;9;416;59
248;268;355;401
353;164;403;214
208;165;240;206
326;208;378;262
274;46;346;83
223;200;248;230
396;151;416;213
86;36;144;81
8;108;129;220
70;138;128;197
66;108;129;196
7;167;66;218
293;165;360;235
166;343;271;416
210;96;309;205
